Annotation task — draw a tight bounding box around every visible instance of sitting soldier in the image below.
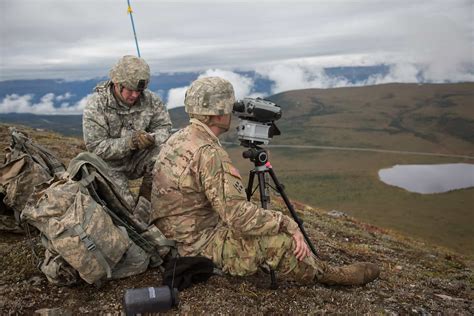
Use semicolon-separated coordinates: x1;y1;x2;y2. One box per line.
150;76;380;286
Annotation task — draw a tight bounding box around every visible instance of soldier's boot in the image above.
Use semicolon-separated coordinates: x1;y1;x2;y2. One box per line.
138;171;153;201
318;262;380;286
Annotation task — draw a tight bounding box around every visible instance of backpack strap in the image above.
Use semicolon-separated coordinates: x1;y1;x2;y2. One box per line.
10;129;66;176
72;224;112;279
59;197;113;280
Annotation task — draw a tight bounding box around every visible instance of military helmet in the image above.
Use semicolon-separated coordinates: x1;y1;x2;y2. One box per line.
185;77;235;116
109;55;150;91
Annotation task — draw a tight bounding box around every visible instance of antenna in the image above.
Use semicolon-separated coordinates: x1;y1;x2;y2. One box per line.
126;0;141;57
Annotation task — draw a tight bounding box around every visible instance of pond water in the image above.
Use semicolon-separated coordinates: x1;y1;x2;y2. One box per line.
378;163;474;194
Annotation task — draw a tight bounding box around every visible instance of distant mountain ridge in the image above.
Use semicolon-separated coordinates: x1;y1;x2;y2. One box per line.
0;65;389;109
0;113;83;136
0;108;187;137
266;82;474;151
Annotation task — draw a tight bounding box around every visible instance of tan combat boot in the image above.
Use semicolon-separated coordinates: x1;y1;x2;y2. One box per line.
318;262;380;286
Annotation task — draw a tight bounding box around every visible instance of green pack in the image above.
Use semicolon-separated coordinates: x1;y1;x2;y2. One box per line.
21;152;175;285
66;152;176;263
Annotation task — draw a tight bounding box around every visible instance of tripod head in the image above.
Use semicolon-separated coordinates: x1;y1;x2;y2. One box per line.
242;146;268;167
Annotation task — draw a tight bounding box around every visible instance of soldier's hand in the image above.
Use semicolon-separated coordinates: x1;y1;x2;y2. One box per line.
292;231;311;261
130;130;155;150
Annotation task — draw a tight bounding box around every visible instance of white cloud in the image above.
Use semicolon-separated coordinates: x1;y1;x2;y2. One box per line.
166;87;188;109
257;58;474;94
365;63;420;85
257;63;352;94
55;92;73;101
365;62;474;85
166;69;261;109
0;93;92;114
199;69;255;99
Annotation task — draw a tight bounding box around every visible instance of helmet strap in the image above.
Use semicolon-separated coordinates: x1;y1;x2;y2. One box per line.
112;83;130;106
209;116;230;132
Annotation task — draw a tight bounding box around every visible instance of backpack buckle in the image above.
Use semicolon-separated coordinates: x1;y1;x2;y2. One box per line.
80;235;97;251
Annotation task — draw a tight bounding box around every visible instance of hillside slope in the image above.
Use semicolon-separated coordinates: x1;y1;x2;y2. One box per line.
0;124;472;314
267;82;474;155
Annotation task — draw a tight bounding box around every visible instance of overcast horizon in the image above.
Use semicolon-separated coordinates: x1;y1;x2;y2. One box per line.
1;0;473;114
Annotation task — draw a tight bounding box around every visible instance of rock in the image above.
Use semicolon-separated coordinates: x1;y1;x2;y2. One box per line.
35;308;71;316
28;276;43;286
327;210;347;218
78;307;89;313
434;294;465;302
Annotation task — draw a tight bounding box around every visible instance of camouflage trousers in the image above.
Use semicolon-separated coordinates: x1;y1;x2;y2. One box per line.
200;230;324;284
107;145;160;206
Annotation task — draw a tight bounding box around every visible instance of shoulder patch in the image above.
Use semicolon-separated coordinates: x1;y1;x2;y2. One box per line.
228;165;242;179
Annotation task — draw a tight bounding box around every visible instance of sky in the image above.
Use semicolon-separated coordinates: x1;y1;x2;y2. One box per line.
0;0;473;113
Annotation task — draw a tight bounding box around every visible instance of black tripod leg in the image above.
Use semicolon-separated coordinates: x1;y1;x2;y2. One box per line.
270;270;277;290
257;171;268;209
267;167;318;257
246;170;256;201
257;170;278;288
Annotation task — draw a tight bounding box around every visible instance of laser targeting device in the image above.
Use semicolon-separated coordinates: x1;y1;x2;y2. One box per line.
232;98;282;146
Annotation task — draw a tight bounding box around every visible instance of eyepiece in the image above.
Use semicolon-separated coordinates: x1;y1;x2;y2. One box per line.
232;101;246;113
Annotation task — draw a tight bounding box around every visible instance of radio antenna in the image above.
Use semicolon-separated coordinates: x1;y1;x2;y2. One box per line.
126;0;141;57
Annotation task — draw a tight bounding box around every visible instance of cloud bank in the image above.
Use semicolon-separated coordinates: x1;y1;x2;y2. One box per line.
2;60;474;113
0;93;92;114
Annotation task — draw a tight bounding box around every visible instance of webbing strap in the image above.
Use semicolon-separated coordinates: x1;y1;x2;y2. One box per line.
79;172;97;187
51;161;66;175
155;239;176;248
83;196;97;227
72;225;112;279
11;130;66;176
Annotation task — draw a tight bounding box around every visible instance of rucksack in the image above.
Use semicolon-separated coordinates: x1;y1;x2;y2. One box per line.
0;128;65;232
21;151;176;286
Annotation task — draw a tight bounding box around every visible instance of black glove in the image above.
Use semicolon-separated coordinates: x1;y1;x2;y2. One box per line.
162;256;215;291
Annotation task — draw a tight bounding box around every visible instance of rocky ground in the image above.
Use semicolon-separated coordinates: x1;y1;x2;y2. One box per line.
0;124;473;314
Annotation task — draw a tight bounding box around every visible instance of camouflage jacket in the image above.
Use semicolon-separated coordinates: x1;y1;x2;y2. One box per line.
82;80;172;162
151;119;298;256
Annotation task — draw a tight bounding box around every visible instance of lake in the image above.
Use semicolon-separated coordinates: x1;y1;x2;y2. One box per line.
378;163;474;194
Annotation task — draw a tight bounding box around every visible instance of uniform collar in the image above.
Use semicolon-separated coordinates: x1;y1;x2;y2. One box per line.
190;118;222;146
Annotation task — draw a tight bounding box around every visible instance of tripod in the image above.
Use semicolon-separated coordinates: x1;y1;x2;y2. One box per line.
242;145;318;289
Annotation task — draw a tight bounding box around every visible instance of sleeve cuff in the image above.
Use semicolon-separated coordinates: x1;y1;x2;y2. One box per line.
280;215;299;235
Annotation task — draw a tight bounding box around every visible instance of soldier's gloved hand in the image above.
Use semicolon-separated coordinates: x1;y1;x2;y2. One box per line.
130;130;155;150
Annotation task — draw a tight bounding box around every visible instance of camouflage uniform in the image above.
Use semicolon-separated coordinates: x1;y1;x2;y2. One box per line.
152;77;380;286
83;78;172;205
151;118;324;283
